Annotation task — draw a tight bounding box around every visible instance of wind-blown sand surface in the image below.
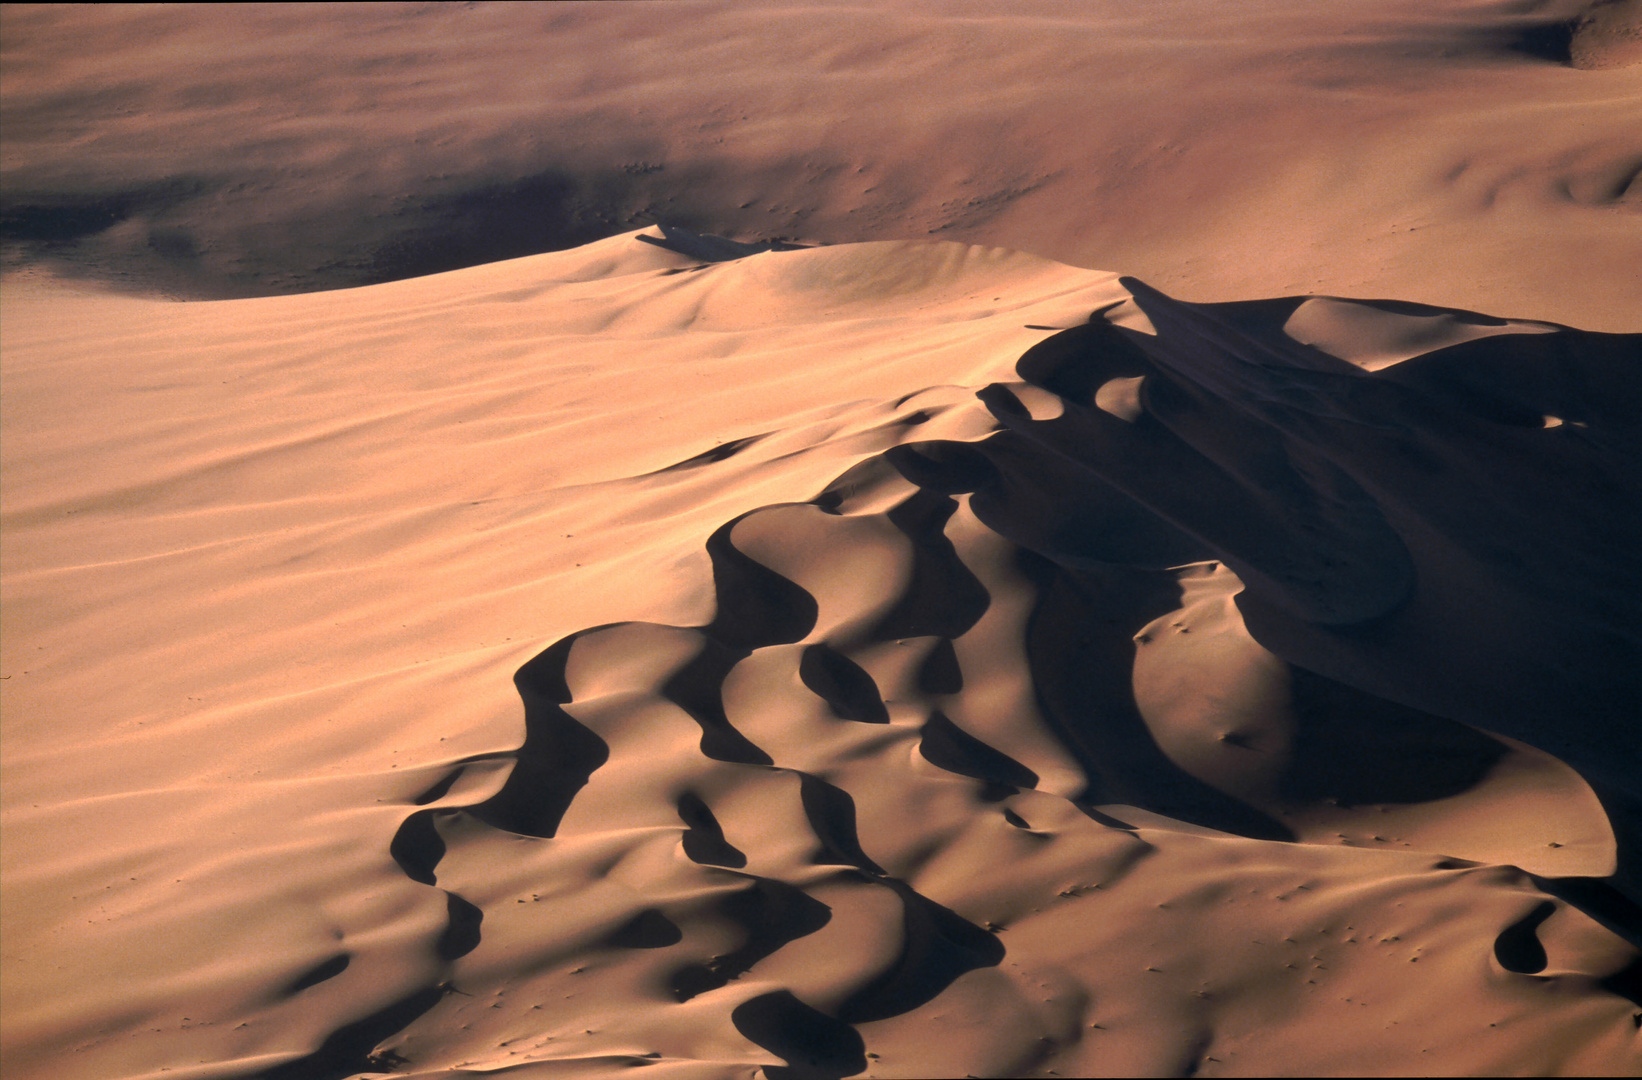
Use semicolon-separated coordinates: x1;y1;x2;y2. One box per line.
4;0;1641;323
3;3;1642;1079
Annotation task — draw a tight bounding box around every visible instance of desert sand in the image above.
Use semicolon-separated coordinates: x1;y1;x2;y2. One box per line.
3;3;1640;1078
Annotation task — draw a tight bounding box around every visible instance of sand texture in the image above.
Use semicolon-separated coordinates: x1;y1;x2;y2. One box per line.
3;3;1642;1079
4;0;1642;325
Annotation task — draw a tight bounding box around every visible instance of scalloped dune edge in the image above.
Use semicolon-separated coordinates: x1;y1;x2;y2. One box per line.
3;230;1639;1079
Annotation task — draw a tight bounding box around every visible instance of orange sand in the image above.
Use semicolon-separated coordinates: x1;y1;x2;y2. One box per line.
3;4;1640;1079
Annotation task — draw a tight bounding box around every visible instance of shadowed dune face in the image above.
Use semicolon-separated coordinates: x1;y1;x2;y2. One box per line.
1007;283;1642;742
2;0;1639;326
277;272;1642;1077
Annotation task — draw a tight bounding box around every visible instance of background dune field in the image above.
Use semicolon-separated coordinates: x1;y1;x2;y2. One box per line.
3;3;1641;1079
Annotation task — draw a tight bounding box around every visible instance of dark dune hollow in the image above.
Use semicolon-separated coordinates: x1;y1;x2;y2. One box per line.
970;281;1642;822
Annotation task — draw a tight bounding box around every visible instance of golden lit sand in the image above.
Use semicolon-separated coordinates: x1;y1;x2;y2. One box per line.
3;4;1640;1078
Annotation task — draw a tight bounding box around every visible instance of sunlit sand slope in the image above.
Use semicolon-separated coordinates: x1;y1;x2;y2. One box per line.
4;232;1637;1078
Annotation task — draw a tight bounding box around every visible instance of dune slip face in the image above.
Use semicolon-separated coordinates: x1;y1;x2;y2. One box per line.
6;228;1638;1079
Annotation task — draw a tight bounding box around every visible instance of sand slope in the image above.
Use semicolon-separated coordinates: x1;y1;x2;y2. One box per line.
4;231;1639;1078
4;2;1642;1077
3;1;1640;328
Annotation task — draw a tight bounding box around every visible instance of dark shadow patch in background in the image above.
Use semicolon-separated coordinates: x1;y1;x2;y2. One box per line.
800;643;891;724
1504;18;1576;63
917;710;1038;796
1;161;764;296
677;791;749;868
602;908;684;950
1493;900;1554;973
280;953;351;997
365;171;620;283
0;178;204;244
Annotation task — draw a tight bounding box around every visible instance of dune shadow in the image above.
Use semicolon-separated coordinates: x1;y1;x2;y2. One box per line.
1021;555;1298;841
469;630;612;838
668;878;833;1002
868;489;990;641
258;984;449;1080
986;283;1640;839
732;990;867;1080
355;277;1640;1073
1280;668;1504;806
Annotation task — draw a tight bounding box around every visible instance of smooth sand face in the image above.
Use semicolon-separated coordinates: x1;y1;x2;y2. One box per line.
4;4;1642;1080
3;1;1640;325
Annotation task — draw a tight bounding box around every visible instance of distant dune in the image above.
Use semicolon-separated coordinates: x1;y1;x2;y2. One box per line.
3;4;1640;1080
3;1;1640;326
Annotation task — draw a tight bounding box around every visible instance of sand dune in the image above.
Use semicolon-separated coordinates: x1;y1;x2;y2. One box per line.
3;2;1640;326
5;231;1639;1078
4;3;1642;1078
